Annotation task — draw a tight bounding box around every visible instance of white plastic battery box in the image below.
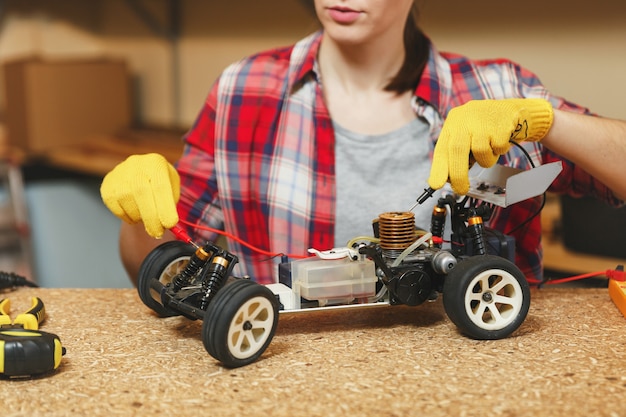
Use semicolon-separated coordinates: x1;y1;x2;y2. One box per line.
265;283;298;311
290;256;378;306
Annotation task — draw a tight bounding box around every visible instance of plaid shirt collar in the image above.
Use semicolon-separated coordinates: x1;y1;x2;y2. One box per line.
414;40;453;119
288;30;450;119
287;30;322;93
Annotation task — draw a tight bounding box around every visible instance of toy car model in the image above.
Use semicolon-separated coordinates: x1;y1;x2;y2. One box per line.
136;162;563;368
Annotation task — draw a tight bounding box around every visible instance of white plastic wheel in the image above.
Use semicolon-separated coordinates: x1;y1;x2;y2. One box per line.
443;255;530;339
137;241;195;317
203;279;279;367
227;296;276;360
463;268;525;331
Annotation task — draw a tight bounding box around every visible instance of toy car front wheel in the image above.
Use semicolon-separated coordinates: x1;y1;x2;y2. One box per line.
137;240;195;317
443;255;530;340
202;279;279;368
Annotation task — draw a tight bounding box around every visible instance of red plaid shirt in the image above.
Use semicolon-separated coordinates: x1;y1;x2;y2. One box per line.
176;31;621;284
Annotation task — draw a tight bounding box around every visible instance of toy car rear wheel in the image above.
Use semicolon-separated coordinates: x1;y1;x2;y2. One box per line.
443;255;530;340
137;240;195;317
202;279;279;368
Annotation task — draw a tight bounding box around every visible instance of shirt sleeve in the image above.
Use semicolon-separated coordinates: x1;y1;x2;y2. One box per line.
542;99;623;207
508;61;623;207
175;81;225;241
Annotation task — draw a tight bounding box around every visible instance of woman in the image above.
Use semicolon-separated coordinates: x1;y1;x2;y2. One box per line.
102;0;626;286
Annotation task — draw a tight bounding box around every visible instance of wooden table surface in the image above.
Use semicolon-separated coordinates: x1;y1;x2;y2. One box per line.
1;286;624;417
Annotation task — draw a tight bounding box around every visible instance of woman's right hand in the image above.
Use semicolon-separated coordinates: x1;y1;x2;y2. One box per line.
100;153;180;238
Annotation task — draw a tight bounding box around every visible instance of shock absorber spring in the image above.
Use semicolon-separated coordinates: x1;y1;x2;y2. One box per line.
430;203;447;247
378;212;417;257
200;255;231;310
467;212;486;256
173;246;212;290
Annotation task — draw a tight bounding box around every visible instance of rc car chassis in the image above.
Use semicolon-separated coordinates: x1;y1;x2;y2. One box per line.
136;164;562;368
137;163;561;368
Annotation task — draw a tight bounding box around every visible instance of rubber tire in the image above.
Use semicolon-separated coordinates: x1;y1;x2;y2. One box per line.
202;279;279;368
137;240;195;317
443;255;530;340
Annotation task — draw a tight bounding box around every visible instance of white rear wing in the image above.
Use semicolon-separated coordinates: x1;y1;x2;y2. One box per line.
466;161;563;207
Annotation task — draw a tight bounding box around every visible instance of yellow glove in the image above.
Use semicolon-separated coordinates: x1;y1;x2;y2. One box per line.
428;98;554;195
100;153;180;238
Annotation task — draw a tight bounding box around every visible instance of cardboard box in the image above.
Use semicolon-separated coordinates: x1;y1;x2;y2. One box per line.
3;57;131;153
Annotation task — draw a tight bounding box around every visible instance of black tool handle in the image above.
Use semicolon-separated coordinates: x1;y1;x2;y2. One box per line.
0;328;65;377
14;297;46;330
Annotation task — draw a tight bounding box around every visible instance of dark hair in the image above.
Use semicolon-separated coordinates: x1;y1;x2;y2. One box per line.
385;4;429;94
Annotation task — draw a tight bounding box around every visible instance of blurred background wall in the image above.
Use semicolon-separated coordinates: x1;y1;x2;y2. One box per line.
1;0;623;126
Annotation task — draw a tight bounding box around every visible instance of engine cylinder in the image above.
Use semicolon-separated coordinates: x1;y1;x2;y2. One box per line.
378;212;416;254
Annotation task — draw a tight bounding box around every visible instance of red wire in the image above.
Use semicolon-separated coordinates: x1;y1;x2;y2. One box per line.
177;221;623;284
177;219;310;260
539;270;609;286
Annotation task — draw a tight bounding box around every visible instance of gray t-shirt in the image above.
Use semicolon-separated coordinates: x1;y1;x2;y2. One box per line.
334;117;446;247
